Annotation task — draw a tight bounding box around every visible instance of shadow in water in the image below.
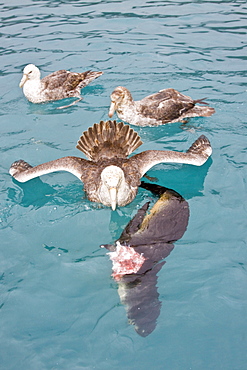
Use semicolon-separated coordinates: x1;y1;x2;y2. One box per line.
7;177;92;211
102;182;189;337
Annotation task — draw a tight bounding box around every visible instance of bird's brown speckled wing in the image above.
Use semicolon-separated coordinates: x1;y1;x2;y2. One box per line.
137;88;195;122
42;70;69;89
63;71;100;90
42;70;103;92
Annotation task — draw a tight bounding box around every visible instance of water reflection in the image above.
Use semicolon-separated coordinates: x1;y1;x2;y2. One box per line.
102;182;189;337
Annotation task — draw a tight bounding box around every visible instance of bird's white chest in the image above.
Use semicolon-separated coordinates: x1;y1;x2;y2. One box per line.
118;103;161;127
117;104;140;126
23;80;45;103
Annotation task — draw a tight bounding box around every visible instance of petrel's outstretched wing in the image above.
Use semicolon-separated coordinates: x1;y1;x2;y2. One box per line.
9;156;89;183
129;135;212;177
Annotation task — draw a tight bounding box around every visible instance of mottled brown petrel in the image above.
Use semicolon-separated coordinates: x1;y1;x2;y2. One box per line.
19;64;103;107
109;86;215;126
9;120;212;210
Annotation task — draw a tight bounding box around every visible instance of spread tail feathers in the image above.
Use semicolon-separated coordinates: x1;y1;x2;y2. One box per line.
76;120;143;161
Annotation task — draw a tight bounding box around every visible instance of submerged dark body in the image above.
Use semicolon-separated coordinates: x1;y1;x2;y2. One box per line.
103;182;190;337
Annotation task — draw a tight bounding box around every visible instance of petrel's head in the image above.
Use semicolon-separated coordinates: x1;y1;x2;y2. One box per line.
19;64;41;88
108;86;133;118
100;165;126;210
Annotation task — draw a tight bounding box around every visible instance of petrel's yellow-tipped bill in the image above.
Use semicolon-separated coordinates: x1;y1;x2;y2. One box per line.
19;74;28;88
108;102;115;118
109;187;117;210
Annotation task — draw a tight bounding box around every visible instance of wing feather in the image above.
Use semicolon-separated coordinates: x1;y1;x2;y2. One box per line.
9;156;89;183
129;135;212;177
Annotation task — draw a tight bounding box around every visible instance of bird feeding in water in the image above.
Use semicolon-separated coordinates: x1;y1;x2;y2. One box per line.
9;120;212;210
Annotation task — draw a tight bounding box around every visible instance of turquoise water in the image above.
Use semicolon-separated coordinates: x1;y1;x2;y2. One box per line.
1;0;247;368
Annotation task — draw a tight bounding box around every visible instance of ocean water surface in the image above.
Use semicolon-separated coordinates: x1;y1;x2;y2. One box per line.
1;0;247;369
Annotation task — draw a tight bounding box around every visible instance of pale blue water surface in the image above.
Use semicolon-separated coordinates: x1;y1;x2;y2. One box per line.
1;0;247;369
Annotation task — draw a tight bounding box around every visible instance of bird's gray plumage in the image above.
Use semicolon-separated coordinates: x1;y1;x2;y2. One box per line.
19;64;103;105
9;120;212;209
109;86;215;126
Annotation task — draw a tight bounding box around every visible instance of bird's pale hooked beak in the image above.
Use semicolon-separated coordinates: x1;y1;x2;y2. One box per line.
108;101;116;118
109;187;117;211
19;74;28;88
